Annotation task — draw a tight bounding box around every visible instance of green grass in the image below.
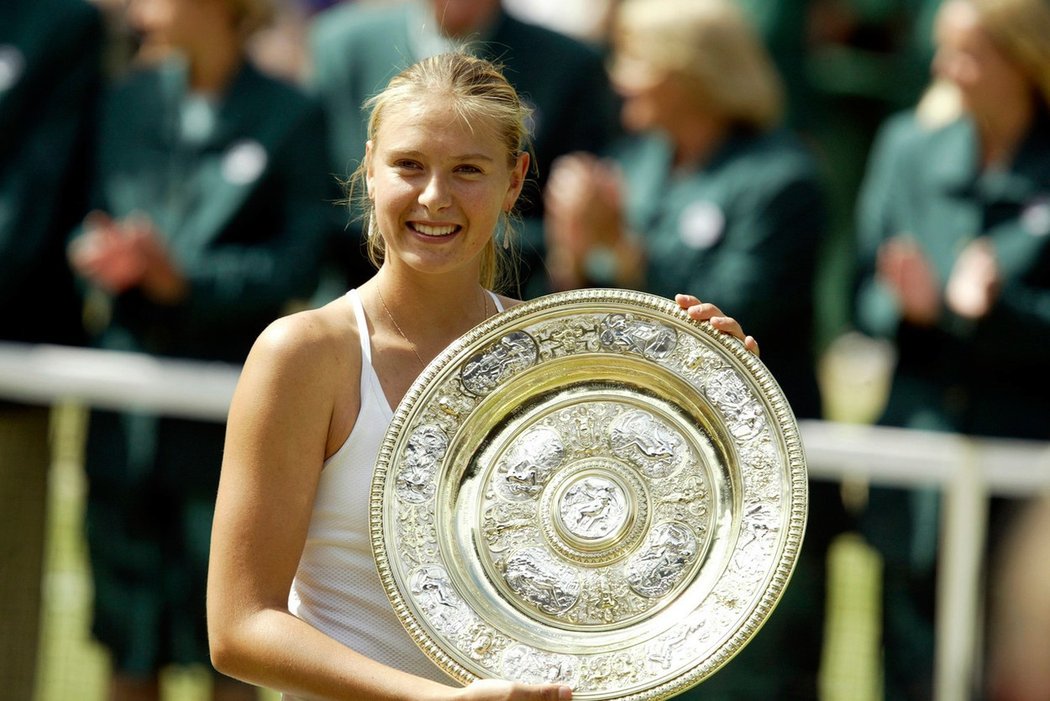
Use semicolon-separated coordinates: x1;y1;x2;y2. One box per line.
35;404;280;701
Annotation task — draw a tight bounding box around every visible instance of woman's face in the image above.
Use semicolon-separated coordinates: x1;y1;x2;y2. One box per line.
610;50;696;134
365;98;528;279
126;0;232;57
933;0;1032;118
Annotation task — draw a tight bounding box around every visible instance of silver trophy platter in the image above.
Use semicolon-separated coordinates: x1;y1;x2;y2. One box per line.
370;288;807;699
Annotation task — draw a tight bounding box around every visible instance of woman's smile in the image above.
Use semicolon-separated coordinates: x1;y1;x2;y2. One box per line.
408;221;462;238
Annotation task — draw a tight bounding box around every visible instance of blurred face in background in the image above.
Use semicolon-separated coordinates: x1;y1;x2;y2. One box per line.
933;0;1032;119
431;0;501;39
609;51;701;135
126;0;235;60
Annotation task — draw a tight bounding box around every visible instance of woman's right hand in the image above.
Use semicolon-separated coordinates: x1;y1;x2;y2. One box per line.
458;679;572;700
544;153;626;289
876;236;941;326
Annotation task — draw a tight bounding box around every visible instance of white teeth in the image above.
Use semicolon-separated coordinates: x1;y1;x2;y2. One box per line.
413;223;458;237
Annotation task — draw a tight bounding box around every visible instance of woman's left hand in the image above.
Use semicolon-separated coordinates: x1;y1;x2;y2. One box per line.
676;294;760;357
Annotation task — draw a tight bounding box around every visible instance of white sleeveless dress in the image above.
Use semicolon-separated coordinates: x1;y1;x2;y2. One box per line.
285;288;504;697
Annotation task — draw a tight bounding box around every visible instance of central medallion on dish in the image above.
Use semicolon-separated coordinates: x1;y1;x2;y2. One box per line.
476;399;715;629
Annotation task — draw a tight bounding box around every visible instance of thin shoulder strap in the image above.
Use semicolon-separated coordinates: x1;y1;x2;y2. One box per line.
488;290;505;313
346;289;373;364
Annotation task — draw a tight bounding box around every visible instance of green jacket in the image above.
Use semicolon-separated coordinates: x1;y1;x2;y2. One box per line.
309;1;621;297
854;110;1050;440
87;59;336;363
0;0;103;345
615;129;827;419
81;59;336;489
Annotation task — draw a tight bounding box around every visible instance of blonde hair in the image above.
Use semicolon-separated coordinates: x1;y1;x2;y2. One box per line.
349;52;533;292
614;0;783;131
918;0;1050;126
970;0;1050;109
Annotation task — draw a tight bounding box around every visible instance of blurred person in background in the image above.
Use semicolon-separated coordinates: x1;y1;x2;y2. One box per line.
543;0;849;697
66;0;336;697
308;0;622;301
853;0;1050;696
0;1;104;698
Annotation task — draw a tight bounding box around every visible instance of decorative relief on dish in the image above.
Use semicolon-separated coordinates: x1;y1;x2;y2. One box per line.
557;474;630;541
478;401;711;627
495;426;565;501
609;409;687;478
501;645;579;686
395;425;448;504
625;522;700;599
461;331;539;396
503;547;582;616
410;565;472;636
598;313;678;360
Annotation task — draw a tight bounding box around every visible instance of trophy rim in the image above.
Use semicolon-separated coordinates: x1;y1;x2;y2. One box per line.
370;288;808;700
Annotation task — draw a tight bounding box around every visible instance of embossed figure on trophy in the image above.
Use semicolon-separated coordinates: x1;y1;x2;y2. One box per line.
658;474;710;520
404;425;448;467
396;460;436;503
461;331;538;396
483;502;534;549
411;567;466;633
740;502;776;550
561;478;626;538
609;410;683;476
628;523;698;596
498;427;565;500
502;646;578;687
599;314;678;359
504;550;579;615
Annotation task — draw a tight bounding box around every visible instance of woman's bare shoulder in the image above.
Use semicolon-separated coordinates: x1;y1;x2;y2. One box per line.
244;300;359;388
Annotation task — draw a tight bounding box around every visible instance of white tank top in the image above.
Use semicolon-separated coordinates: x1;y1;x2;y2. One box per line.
286;288;504;695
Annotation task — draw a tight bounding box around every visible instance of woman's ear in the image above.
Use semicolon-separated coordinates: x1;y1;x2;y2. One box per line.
503;151;530;212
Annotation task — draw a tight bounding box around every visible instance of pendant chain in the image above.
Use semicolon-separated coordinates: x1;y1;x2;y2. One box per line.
376;284;489;371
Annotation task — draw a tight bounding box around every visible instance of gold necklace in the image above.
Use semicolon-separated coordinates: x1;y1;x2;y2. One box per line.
376;285;426;369
375;285;491;371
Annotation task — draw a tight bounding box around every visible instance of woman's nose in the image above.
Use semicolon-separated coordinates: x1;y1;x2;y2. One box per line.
419;172;451;210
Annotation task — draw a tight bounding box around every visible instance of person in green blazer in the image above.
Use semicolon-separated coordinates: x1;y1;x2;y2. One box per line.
66;0;336;697
0;1;103;697
308;0;621;300
544;0;847;697
853;0;1050;697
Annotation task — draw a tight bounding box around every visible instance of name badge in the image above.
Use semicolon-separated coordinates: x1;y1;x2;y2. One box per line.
678;201;725;250
221;139;268;185
1021;196;1050;238
0;45;25;94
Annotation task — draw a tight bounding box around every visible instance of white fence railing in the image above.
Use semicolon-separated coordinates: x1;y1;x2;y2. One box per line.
3;341;1049;701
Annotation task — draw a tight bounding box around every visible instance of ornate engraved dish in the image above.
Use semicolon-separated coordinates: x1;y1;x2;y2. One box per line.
371;289;807;699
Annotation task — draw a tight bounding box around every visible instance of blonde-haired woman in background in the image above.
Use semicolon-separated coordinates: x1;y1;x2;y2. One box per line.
543;0;846;698
852;0;1050;697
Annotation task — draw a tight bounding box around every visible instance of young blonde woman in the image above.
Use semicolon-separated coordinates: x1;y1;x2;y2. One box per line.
207;52;757;701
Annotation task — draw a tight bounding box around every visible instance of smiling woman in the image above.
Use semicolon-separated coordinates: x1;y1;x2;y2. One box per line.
206;51;758;701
